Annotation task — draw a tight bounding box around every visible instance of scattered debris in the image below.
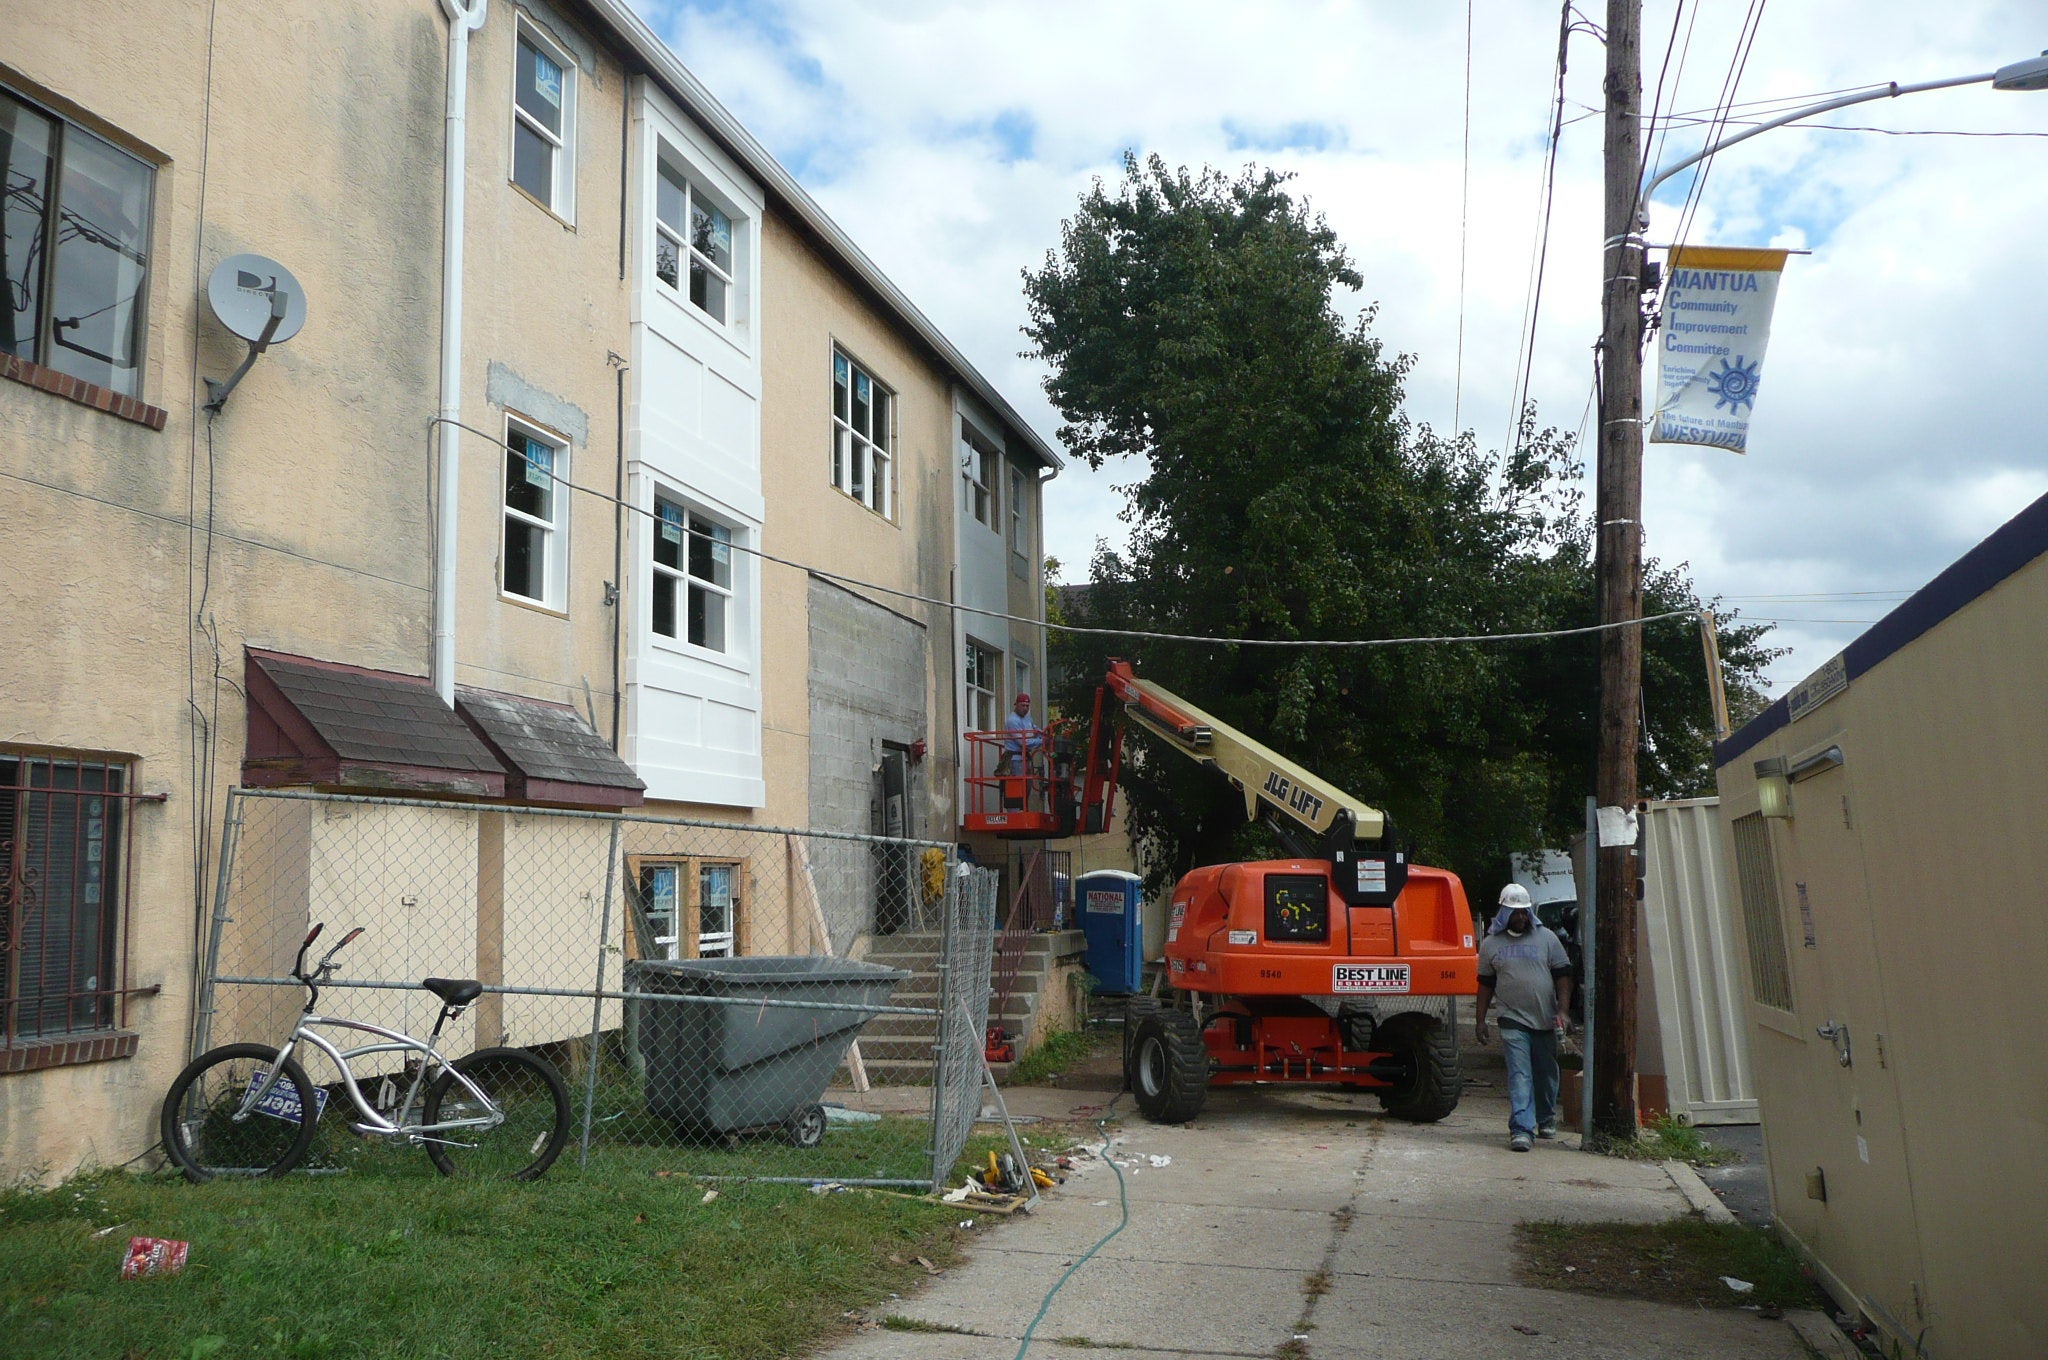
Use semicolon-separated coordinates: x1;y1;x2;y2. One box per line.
1720;1276;1756;1294
1512;1323;1541;1336
822;1105;882;1125
914;1255;941;1275
700;1190;719;1204
809;1182;848;1195
941;1184;974;1204
120;1237;189;1280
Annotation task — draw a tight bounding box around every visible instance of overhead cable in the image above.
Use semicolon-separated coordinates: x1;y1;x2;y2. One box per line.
435;417;1706;652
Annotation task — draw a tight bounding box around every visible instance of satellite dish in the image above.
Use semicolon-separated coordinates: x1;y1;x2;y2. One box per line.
206;253;307;344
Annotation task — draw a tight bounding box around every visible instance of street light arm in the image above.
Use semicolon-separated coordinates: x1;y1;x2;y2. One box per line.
1634;72;1995;226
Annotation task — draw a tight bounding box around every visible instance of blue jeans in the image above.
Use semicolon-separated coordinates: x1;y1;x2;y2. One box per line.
1499;1022;1560;1135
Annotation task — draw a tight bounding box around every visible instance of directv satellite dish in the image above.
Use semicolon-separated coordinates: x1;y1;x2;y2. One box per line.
207;253;307;343
202;253;308;412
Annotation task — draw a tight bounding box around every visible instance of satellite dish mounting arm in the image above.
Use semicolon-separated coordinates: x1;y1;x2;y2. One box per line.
203;286;289;413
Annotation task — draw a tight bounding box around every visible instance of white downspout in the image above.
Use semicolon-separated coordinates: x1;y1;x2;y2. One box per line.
433;0;489;706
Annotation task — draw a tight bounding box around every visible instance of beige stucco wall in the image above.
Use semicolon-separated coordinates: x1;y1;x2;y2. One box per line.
1716;554;2048;1360
0;0;631;1179
2;0;1050;1181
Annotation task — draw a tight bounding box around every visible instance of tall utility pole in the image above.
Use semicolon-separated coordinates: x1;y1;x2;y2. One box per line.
1593;0;1645;1139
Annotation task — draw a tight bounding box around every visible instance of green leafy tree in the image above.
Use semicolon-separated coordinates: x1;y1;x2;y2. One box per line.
1027;155;1774;899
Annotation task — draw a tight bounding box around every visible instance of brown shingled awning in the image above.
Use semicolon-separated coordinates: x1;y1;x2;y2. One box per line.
243;650;643;808
456;686;645;809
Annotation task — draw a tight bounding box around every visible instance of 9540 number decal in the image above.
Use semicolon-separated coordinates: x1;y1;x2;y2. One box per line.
1332;963;1410;994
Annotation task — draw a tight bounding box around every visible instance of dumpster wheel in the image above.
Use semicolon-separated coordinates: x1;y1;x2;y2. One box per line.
782;1103;828;1148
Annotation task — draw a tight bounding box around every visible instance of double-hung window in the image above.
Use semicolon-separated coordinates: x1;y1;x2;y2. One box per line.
1;87;154;398
2;756;135;1054
831;349;892;516
962;425;999;528
502;424;565;607
964;642;997;732
653;495;734;653
512;26;575;217
1009;465;1030;575
655;157;734;324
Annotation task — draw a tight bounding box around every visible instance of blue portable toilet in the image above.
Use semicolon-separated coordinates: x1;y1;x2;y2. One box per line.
1076;870;1146;994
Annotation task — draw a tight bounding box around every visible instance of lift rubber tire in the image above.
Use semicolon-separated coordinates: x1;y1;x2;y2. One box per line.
1121;996;1162;1092
1130;1009;1209;1124
1375;1011;1462;1123
1338;1005;1376;1053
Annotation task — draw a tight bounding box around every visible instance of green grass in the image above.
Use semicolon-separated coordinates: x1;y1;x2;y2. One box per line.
1516;1219;1822;1310
1004;1027;1109;1086
1591;1114;1738;1166
0;1145;988;1360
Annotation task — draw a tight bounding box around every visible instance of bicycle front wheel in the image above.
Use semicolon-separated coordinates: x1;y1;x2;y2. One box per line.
160;1043;321;1183
423;1047;572;1180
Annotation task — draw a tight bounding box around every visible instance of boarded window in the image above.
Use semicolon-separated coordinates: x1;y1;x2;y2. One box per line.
1730;813;1793;1011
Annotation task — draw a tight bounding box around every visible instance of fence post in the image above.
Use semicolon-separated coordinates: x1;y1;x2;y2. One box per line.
925;855;960;1190
580;817;623;1167
190;788;247;1060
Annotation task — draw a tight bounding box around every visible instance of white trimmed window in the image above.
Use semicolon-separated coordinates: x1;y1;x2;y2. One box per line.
655;154;735;325
965;641;998;732
512;25;575;217
653;495;735;653
831;348;893;516
1009;464;1030;575
962;423;999;528
502;424;565;607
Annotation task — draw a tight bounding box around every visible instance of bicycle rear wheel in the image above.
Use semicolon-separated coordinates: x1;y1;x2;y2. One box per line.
160;1043;321;1183
423;1047;571;1180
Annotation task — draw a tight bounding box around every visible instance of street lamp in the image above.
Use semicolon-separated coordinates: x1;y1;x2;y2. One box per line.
1586;27;2048;1139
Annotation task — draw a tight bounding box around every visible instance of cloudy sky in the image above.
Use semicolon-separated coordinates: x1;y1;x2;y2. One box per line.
632;0;2048;694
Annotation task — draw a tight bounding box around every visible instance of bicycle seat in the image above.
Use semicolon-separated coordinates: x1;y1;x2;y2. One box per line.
422;977;484;1006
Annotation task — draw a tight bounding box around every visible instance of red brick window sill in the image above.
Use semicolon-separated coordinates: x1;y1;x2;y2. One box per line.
2;1031;141;1075
0;354;167;431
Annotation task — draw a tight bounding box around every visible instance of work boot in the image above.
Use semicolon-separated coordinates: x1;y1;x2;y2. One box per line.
1509;1131;1532;1152
1537;1124;1558;1140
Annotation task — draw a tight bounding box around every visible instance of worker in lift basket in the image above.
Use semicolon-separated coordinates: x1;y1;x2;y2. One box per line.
997;693;1043;808
1473;883;1575;1152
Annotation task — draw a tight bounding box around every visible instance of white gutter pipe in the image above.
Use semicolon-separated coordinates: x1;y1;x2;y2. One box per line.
433;0;489;706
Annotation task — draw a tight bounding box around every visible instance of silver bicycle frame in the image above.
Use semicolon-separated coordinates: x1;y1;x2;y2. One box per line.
234;1014;501;1142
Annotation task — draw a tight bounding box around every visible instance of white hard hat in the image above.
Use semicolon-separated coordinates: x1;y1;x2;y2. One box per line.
1498;884;1532;909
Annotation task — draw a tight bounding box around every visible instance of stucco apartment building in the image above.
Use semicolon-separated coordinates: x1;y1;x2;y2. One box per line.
0;0;1056;1178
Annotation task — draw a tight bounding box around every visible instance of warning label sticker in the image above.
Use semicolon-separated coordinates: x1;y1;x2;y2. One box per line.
1332;963;1410;994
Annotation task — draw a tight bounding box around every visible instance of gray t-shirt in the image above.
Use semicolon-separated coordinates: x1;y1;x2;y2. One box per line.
1477;926;1571;1030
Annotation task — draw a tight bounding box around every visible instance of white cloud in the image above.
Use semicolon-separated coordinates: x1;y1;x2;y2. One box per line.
634;0;2048;692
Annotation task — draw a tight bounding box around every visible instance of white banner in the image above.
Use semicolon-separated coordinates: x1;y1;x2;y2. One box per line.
1652;247;1789;453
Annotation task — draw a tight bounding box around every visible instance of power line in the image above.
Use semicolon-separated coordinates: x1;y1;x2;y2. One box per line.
440;417;1702;653
1452;0;1474;434
1504;0;1575;456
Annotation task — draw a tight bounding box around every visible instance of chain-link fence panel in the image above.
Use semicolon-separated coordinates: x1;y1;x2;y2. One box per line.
195;788;1003;1191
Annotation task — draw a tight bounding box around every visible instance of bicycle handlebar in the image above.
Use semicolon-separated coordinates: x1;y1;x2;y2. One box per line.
293;923;366;986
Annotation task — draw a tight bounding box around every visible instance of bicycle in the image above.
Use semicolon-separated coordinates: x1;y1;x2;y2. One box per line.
161;923;572;1183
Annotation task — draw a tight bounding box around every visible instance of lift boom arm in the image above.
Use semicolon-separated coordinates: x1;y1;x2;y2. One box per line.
1083;660;1391;856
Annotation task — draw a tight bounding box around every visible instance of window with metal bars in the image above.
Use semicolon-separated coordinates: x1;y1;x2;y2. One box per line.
1;756;132;1050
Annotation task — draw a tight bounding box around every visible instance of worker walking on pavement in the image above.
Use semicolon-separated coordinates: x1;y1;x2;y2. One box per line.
1472;884;1574;1152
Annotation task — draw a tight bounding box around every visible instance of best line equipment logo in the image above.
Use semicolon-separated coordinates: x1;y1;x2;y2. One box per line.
1332;963;1410;994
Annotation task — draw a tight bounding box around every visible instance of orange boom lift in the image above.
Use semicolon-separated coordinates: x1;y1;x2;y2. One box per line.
965;660;1478;1124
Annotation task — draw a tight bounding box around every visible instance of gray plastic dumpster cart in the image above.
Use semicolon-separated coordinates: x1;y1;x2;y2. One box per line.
626;956;907;1146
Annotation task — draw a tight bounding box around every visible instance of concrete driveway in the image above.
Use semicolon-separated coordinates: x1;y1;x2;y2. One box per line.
819;1048;1813;1359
